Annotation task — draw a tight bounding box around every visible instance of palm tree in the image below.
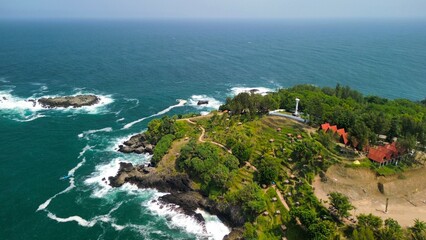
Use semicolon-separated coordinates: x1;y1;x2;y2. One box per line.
410;219;426;240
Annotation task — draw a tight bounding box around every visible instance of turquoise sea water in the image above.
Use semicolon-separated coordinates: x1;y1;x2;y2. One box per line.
0;20;425;240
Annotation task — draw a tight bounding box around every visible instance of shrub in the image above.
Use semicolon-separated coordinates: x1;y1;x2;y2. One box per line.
151;134;175;166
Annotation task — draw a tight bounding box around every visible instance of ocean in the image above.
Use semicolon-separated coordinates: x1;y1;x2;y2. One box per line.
0;19;425;240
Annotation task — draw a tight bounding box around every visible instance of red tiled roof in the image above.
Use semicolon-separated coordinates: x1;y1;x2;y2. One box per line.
367;142;399;163
321;123;331;132
329;125;338;133
337;128;349;145
320;123;349;145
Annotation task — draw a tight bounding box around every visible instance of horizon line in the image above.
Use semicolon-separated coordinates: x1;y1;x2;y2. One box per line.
1;16;426;22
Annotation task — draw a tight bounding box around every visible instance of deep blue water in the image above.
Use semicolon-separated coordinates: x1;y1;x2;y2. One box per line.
0;20;425;240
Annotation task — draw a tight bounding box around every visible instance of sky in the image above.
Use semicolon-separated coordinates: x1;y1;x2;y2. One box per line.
1;0;426;20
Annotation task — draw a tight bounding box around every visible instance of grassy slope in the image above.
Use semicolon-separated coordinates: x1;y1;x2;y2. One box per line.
156;114;338;239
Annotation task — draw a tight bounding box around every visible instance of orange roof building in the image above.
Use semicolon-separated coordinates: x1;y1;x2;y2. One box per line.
320;122;349;145
321;123;331;132
367;142;399;165
337;128;349;145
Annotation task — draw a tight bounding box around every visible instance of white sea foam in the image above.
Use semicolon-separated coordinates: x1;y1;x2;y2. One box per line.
144;193;230;240
84;158;122;198
0;89;114;121
0;90;45;111
45;202;122;227
46;212;97;227
78;145;92;158
116;117;125;122
146;198;219;239
187;95;223;110
0;77;9;83
110;131;145;152
69;93;114;115
84;152;150;198
196;209;231;240
122;99;187;129
37;147;90;212
78;127;113;139
13;113;46;122
230;86;275;96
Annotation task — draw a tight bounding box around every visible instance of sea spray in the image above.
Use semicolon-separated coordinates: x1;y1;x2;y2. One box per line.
187;95;223;110
45;202;123;228
0;88;114;121
122;99;187;129
230;86;275;96
78;127;113;139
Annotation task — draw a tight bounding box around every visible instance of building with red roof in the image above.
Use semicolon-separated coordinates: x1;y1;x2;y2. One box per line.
336;128;349;145
320;122;349;145
321;123;331;132
367;142;399;166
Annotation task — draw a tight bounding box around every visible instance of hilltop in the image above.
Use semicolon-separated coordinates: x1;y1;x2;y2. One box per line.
112;84;426;240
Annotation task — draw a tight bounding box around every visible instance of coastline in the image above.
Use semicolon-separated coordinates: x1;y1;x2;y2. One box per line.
108;162;243;239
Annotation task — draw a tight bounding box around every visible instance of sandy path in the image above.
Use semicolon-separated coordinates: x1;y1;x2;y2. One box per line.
184;118;233;154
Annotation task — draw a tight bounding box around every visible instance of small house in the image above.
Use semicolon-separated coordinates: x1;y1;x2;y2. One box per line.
367;142;399;166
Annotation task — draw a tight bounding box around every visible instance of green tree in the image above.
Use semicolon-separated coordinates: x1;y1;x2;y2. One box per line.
151;134;175;166
308;220;336;240
228;183;266;217
255;156;279;185
243;222;257;240
410;219;426;240
329;192;354;218
357;214;383;232
353;226;375;240
349;120;371;150
378;218;404;240
223;154;240;171
231;142;251;164
289;207;317;226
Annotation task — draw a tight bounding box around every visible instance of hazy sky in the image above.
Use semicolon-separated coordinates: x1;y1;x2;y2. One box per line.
1;0;426;19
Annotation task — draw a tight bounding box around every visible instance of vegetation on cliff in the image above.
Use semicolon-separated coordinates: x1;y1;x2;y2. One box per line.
220;84;426;150
119;84;426;240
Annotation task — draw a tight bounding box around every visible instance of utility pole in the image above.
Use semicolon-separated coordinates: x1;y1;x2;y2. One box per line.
385;198;389;213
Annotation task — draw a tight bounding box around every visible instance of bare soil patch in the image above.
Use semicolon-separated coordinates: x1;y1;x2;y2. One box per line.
313;164;426;226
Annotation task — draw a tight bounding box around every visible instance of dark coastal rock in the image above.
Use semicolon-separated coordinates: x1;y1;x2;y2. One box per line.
144;144;154;153
38;95;99;108
134;147;145;154
223;227;244;240
109;162;247;237
123;134;146;147
118;145;134;153
118;133;155;155
108;163;192;193
200;199;246;227
197;100;209;105
159;192;204;216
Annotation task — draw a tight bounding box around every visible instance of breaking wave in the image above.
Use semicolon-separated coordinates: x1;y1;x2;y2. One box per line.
146;198;230;240
0;88;114;121
78;127;113;139
230;86;275;96
187;95;222;110
122;99;187;130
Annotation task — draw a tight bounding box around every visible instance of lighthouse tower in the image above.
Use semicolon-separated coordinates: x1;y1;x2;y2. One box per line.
294;98;300;116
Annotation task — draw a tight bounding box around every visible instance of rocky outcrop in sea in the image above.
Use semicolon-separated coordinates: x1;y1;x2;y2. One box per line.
38;95;99;108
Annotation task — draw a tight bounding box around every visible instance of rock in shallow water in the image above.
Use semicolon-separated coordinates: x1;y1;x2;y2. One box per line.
38;95;99;108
